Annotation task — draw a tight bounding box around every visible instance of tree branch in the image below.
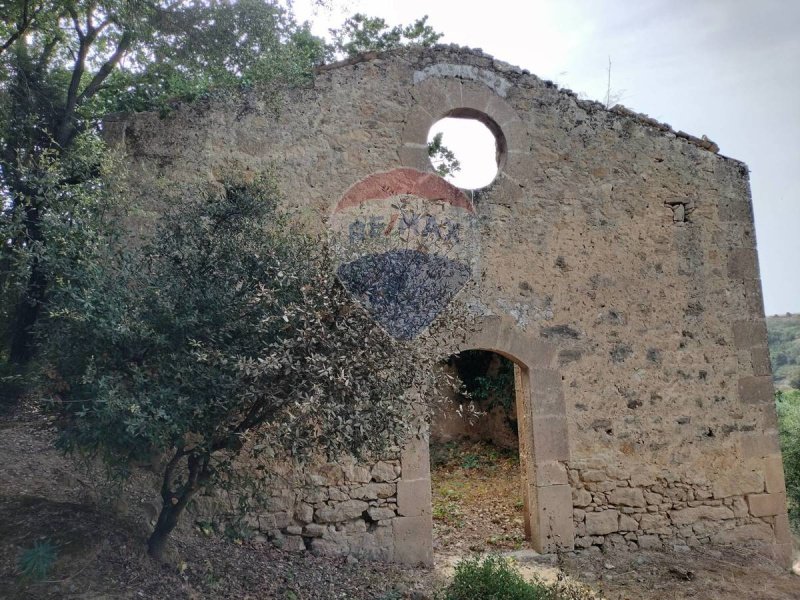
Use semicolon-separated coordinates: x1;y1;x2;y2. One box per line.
77;31;133;104
160;446;185;502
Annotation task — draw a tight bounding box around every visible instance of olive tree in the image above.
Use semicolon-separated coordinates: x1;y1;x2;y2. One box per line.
39;177;469;559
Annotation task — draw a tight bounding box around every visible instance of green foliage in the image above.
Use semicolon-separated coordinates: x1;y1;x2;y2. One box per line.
461;453;481;469
767;314;800;389
776;389;800;529
452;350;516;411
437;555;558;600
39;176;462;556
1;1;448;366
17;538;58;582
428;132;461;178
328;13;442;60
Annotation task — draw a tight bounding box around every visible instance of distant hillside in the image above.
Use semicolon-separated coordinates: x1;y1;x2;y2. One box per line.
767;313;800;389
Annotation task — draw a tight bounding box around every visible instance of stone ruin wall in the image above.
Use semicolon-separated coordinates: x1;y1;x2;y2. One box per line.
108;45;791;566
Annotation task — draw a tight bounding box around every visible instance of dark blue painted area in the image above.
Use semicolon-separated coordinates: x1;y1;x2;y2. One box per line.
337;249;471;340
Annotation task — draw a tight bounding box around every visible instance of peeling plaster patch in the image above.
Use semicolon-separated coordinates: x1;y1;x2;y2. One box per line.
413;63;511;97
496;297;553;328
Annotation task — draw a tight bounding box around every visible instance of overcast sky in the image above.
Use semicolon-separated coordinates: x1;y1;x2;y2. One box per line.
294;0;800;315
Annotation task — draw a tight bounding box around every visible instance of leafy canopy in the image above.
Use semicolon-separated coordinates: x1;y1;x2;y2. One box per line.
328;13;442;60
0;0;445;366
39;176;464;557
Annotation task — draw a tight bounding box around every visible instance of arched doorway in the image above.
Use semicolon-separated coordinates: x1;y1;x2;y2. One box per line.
430;349;527;553
393;318;575;566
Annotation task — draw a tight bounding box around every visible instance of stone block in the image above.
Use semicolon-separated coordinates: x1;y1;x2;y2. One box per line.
738;375;773;404
731;496;749;518
367;506;396;521
608;487;646;508
744;282;766;315
669;505;734;526
774;513;792;544
536;460;568;486
585;510;620;536
303;523;326;537
764;454;787;494
282;534;306;552
400;436;430;480
619;514;638;531
747;492;786;517
768;543;794;568
639;513;671;534
459;83;495;114
580;469;607;482
393;516;433;566
572;488;592;508
534;484;575;551
353;527;394;562
315;500;369;523
727;248;759;280
750;346;772;376
350;483;395;500
762;405;779;430
531;415;570;462
400;107;435;145
530;369;566;417
637;534;663;550
712;468;764;499
343;464;372;483
397;478;431;517
294;503;313;524
732;320;767;349
398;143;430;171
710;522;773;544
740;433;781;459
371;461;399;483
717;197;753;223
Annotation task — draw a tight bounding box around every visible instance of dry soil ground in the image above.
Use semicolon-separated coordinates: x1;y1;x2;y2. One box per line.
1;410;799;599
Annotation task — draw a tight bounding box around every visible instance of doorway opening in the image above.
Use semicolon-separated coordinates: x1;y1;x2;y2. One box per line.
430;350;527;554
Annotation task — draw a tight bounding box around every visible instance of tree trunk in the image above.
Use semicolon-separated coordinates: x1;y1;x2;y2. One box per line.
9;255;46;364
147;502;183;561
147;450;207;561
8;203;45;365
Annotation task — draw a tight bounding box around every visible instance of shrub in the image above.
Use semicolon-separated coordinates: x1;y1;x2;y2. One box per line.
437;555;597;600
438;555;556;600
776;389;800;529
17;539;58;582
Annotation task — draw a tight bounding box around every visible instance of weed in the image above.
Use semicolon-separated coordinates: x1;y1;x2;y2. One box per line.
461;453;481;469
436;555;597;600
436;555;554;599
17;538;58;582
432;500;464;526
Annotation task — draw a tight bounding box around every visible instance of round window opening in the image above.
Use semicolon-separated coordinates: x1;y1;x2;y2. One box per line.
427;110;504;190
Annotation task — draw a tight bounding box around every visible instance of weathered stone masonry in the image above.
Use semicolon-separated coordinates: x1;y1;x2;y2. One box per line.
108;45;790;567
